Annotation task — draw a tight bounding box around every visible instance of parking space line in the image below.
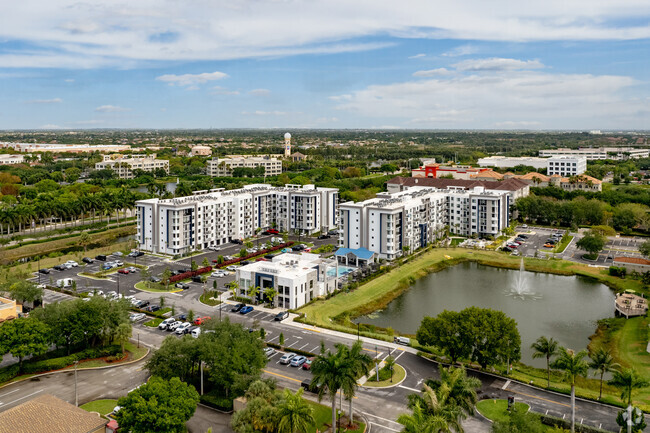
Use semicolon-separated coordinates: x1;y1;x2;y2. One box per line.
286;340;299;348
298;343;310;351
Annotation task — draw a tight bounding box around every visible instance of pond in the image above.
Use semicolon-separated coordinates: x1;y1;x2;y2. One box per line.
356;261;614;367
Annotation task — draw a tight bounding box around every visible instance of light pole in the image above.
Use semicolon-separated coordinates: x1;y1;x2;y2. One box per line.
37;256;41;285
375;346;379;382
74;360;79;406
357;323;360;341
219;291;223;322
200;360;204;396
117;277;120;297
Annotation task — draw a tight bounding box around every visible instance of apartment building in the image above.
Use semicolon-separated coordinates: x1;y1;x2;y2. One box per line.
136;184;338;255
546;156;587;176
539;147;649;161
0;154;26;165
95;154;169;179
0;142;131;153
236;253;338;309
386;177;529;201
411;163;492;179
207;156;282;177
445;187;510;237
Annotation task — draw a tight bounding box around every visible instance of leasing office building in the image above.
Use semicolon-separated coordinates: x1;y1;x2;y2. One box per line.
136;184;338;255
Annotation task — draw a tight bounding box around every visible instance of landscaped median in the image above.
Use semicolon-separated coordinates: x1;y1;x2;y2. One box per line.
134;281;183;293
80;399;118;418
362;363;406;388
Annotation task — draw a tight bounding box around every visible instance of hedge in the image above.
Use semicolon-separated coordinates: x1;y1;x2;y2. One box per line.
169;266;212;283
540;414;614;433
215;242;295;268
200;392;234;412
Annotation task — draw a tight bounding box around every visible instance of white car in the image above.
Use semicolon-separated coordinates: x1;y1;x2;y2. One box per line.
115;261;124;267
158;318;176;330
65;260;79;267
130;313;146;322
88;289;104;297
175;322;192;334
63;263;73;269
226;265;238;271
167;321;182;332
211;271;225;277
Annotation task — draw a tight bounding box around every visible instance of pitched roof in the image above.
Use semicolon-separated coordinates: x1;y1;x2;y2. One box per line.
0;394;106;433
471;171;503;179
387;176;528;192
335;247;376;260
517;172;550;181
613;257;650;265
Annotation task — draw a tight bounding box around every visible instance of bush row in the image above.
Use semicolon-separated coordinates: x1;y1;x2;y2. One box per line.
265;342;316;359
200;393;234;412
214;242;294;268
540;414;613;433
169;266;212;283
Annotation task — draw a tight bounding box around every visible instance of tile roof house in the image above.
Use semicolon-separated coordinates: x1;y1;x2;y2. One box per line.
0;394;106;433
386;176;530;200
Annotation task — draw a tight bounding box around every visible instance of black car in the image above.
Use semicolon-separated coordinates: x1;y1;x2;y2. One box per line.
518;234;528;239
300;378;320;393
146;305;161;312
38;268;51;274
177;268;190;274
53;264;66;271
191;276;203;283
185;325;198;335
95;254;107;261
82;257;94;264
129;251;144;257
231;239;243;245
135;300;150;308
274;311;289;321
149;276;161;283
231;303;245;312
240;260;251;265
261;231;271;235
178;313;188;321
318;234;331;239
264;254;275;260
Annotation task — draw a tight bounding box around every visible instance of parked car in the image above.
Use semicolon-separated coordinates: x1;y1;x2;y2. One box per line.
106;291;119;299
290;355;307;367
118;268;129;274
177;268;190;274
128;251;144;257
53;264;66;271
264;347;276;357
115;260;124;267
82;257;94;264
318;234;331;239
178;313;188;321
239;306;254;314
274;311;289;321
56;278;73;288
185;325;198;335
521;224;528;229
65;260;79;267
178;283;190;290
394;336;411;345
95;254;107;261
300;378;320;393
38;268;51;274
211;271;225;277
175;322;192;334
279;353;296;365
267;229;279;234
167;321;182;332
193;316;211;325
146;305;161;312
158;318;176;330
544;243;555;248
231;303;245;312
226;265;238;271
302;358;313;370
113;251;124;257
517;234;528;239
191;327;202;338
135;300;150;308
149;276;161;283
191;276;203;283
255;258;268;262
130;313;146;322
231;239;243;244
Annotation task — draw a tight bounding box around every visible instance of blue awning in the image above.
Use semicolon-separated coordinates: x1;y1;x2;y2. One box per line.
334;247;375;260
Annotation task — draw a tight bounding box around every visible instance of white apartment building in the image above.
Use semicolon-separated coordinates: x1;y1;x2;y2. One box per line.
207;156;282;177
136;184;338;255
539;147;649;161
236;253;339;309
477;156;549;170
95;154;169;179
546;156;587;176
339;186;510;259
0;154;26;165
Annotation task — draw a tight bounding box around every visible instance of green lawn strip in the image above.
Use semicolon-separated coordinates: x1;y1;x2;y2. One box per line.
144;318;163;327
363;364;406;387
134;281;182;293
552;235;574;253
476;399;530;423
305;400;365;433
199;292;222;306
66;342;148;370
80;399;118;416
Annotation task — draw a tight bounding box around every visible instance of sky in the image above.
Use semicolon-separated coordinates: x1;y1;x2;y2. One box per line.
0;0;648;131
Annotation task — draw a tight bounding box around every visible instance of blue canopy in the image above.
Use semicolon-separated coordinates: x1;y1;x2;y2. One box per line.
334;247;375;260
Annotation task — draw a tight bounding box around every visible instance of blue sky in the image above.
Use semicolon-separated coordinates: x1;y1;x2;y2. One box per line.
0;0;648;130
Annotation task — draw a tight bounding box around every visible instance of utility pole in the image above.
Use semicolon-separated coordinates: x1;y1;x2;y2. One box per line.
200;361;204;396
375;346;379;382
74;361;79;406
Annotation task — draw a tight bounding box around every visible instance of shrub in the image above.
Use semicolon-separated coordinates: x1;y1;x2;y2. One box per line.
200;392;234;412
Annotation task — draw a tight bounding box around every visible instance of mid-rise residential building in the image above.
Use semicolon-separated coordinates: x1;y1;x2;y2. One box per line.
539;147;649;161
477;156;549;170
546;156;587;176
136;184;338;255
207;156;282;177
95;154;169;179
190;145;212;156
235;253;338;309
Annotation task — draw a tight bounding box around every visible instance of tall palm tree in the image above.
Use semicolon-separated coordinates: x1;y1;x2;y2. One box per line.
588;348;618;400
608;367;650;407
311;348;345;432
425;365;481;418
397;400;451;433
337;341;372;425
551;347;589;433
410;383;463;432
276;388;315;433
531;336;559;388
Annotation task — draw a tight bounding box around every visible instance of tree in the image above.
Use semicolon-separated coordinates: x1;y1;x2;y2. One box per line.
608;367;650;407
191;260;198;271
589;348;618;400
639;240;650;258
202;257;210;268
276;388;315;433
311;348;345;433
279;332;285;346
146;336;201;383
263;286;278;306
4;279;43;306
79;231;91;253
397;400;449;433
491;406;545;433
576;232;605;258
531;336;559;388
0;317;50;372
161;268;173;290
114;322;132;354
231;379;281;433
405;383;463;433
114;376;199;433
551;347;589;433
337;341;372;424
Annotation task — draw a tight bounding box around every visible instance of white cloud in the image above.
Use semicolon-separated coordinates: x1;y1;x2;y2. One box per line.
25;98;62;104
442;44;478;57
333;69;647;129
64;79;74;83
156;71;229;87
95;105;131;112
453;58;544;71
408;53;426;59
413;68;452;77
1;1;649;68
248;88;271;96
211;86;239;95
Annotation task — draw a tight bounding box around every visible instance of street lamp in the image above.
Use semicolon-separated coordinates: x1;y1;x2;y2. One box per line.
357;323;360;341
74;360;79;406
37;256;41;285
375;346;379;382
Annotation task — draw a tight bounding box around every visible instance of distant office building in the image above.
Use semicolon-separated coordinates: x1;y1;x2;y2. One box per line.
95;154;169;179
136;184;338;255
236;253;338;309
207;156;282;177
190;145;212;156
0;142;131;154
412;163;491;180
477;156;549;170
539;147;649;161
546;156;587;176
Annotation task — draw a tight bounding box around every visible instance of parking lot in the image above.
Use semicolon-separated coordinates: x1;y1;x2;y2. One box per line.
506;226;567;258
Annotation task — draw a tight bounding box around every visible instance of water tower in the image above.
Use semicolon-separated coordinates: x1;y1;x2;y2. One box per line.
284;132;291;158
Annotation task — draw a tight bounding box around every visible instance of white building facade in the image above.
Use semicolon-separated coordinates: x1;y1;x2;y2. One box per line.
477;156;549;169
546;156;587;176
235;253;338;309
136;184;338;255
539;147;649;161
207;156;282;177
95;154;169;179
0;154;26;165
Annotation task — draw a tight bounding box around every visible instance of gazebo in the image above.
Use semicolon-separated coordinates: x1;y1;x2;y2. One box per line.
334;247;376;267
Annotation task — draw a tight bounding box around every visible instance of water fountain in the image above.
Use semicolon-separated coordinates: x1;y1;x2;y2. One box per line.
509;257;540;299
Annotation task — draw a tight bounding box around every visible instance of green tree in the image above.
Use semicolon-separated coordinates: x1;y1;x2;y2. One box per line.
337;341;372;424
405;383;463;433
231;379;281;433
146;336;201;383
64;167;82;183
639;240;650;258
397;400;449;433
531;336;559;389
78;231;91;253
114;322;132;354
263;286;278;306
279;332;285;346
311;348;345;433
202;257;210;268
0;317;50;372
608;367;650;407
551;348;589;433
276;388;315;433
114;376;199;433
4;279;43;306
248;285;260;304
187;309;195;323
159;295;166;308
589;347;618;400
491;406;545;433
191;260;198;271
161;268;173;290
576;232;605;258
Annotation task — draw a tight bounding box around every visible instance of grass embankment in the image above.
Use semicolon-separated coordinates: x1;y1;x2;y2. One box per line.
476;399;530;423
0;225;135;265
306;400;365;433
80;399;118;417
363;364;406;388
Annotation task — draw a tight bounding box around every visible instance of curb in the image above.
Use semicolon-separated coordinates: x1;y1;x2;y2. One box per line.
361;363;407;389
0;345;150;392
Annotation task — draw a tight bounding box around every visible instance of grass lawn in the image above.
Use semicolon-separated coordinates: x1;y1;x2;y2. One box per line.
80;399;118;416
134;281;182;293
200;292;222;306
144;318;163;327
68;342;148;369
364;364;406;387
476;399;530;423
306;400;365;433
553;235;574;253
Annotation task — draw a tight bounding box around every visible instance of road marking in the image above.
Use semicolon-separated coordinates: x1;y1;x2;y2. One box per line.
0;389;20;399
310;346;320;353
286;340;299;348
263;369;302;383
502;379;511;390
360;411;403;426
267;335;279;342
0;389;42;407
298;343;310;350
393;351;405;362
509;388;571;408
370;422;400;432
398;385;421;393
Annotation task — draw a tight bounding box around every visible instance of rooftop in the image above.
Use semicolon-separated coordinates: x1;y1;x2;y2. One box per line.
387;176;529;192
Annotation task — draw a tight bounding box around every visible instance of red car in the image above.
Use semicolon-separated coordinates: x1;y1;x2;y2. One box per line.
255;257;268;262
267;229;279;234
302;358;313;370
193;316;211;325
117;268;129;274
212;259;220;263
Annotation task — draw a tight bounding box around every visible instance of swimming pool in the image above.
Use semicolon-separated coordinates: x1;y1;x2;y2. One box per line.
327;266;355;277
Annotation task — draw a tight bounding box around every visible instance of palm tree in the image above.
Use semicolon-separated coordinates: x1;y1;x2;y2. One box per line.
337;341;372;425
426;365;481;418
551;347;589;433
311;348;345;432
531;336;559;388
397;400;451;433
276;388;315;433
410;383;463;432
608;367;650;407
588;348;618;400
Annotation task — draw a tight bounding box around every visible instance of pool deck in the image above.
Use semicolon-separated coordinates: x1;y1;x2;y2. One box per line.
614;292;648;318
